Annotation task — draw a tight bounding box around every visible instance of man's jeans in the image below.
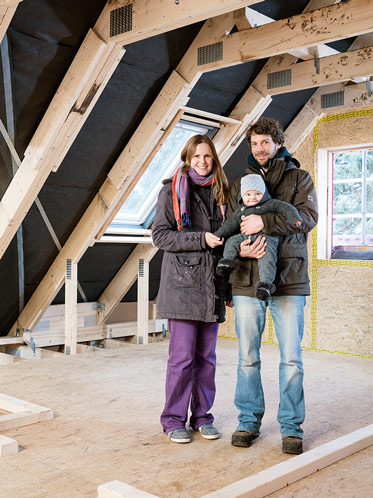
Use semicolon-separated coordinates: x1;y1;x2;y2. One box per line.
233;295;306;438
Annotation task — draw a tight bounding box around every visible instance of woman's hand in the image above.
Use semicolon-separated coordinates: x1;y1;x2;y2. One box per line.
205;232;224;248
238;235;266;259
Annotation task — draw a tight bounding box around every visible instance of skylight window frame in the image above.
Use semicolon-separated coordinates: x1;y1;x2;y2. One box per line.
107;118;218;235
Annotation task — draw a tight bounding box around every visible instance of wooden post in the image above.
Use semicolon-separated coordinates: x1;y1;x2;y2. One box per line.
137;257;149;345
65;258;77;355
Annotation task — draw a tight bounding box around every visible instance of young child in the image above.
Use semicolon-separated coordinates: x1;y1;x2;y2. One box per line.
206;174;302;300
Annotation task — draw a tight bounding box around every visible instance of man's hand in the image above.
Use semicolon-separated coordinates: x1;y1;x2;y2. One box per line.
205;232;224;248
239;235;266;259
240;214;264;235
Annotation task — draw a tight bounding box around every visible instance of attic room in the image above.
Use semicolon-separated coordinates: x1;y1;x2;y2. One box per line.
0;1;372;497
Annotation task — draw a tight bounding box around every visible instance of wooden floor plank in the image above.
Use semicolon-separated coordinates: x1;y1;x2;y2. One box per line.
0;339;371;497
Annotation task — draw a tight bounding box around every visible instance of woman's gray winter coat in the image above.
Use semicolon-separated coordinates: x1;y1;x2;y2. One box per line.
152;180;225;322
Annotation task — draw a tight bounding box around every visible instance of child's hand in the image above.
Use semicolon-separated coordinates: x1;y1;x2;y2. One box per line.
295;220;302;227
205;232;224;248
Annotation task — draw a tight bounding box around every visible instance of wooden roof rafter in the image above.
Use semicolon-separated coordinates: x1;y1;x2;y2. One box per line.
0;0;261;261
0;0;21;42
7;0;373;336
7;10;239;336
285;80;373;153
69;8;373;327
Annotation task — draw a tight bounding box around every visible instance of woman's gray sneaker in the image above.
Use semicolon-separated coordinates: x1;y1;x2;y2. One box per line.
199;424;220;439
168;429;191;443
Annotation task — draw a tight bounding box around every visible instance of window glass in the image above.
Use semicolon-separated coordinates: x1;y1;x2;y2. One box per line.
330;148;373;259
333;182;362;215
108;121;211;231
333;151;362;180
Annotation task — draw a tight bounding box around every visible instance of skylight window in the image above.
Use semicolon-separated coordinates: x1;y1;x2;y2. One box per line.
107;120;211;234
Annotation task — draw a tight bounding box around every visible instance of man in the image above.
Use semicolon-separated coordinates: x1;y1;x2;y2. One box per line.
228;117;318;454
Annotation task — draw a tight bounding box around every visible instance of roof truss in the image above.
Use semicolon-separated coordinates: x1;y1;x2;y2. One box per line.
5;0;373;335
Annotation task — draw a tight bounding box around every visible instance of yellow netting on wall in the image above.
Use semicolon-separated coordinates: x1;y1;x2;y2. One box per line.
310;109;373;358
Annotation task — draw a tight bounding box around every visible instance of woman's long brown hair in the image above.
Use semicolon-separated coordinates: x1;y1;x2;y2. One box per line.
180;134;229;205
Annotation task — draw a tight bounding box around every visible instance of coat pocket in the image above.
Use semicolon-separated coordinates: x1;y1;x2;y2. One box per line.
276;256;309;286
230;258;252;288
171;254;202;289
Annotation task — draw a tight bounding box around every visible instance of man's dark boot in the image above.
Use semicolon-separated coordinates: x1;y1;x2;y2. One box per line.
282;436;303;454
231;431;259;447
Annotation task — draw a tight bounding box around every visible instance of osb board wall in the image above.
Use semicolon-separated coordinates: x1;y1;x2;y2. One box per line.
316;265;372;356
309;111;372;357
317;113;373;149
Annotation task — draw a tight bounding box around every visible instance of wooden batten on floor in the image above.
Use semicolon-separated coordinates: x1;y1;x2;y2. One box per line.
98;480;160;498
201;425;373;498
0;434;18;457
96;426;373;497
0;393;53;432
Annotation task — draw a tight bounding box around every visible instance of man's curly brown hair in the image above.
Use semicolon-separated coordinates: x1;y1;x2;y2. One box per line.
246;117;285;146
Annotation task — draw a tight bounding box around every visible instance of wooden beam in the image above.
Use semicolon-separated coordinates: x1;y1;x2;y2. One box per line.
0;435;18;457
255;47;373;97
21;320;159;348
214;8;372;163
98;480;160;498
0;2;251;261
245;3;341;60
0;393;53;431
285;103;324;154
0;1;22;6
202;425;373;498
7;1;372;336
6;13;235;337
180;0;373;78
0;2;19;42
0;29;117;259
285;81;373;153
94;0;261;45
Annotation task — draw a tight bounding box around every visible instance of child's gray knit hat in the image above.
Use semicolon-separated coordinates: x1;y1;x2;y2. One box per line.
240;174;266;198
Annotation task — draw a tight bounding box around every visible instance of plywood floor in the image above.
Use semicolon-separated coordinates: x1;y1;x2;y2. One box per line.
0;337;372;498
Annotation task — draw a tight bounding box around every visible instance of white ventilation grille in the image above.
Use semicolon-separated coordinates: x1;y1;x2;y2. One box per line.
110;4;133;37
197;42;223;66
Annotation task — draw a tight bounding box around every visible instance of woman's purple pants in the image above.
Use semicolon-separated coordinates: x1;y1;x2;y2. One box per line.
160;318;219;434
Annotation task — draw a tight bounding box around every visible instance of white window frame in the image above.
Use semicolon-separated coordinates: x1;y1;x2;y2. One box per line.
107;120;212;234
317;143;373;259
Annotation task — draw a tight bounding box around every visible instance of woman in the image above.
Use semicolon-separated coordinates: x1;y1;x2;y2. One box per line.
152;134;230;443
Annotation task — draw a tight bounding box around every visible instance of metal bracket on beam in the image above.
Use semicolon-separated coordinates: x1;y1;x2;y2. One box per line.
367;78;372;97
313;47;320;74
93;302;106;311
